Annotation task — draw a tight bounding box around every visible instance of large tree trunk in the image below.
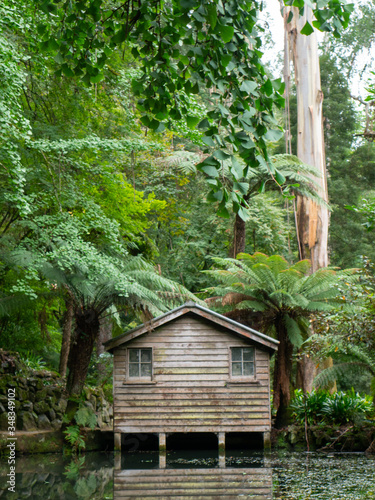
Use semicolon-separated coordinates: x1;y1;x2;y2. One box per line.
296;353;315;393
230;213;246;258
284;6;330;393
287;7;329;271
273;315;294;428
66;309;100;397
59;297;74;377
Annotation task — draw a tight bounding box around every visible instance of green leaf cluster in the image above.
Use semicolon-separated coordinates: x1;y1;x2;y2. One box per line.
32;0;353;217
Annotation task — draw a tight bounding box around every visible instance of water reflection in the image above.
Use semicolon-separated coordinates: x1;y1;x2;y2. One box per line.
1;450;374;499
0;452;113;500
115;450;272;499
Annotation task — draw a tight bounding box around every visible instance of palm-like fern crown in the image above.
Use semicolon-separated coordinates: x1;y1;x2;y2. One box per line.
205;253;355;346
9;247;199;321
42;254;199;319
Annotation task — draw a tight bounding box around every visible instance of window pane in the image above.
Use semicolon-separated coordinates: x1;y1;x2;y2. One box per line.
243;348;254;362
141;363;152;377
232;362;242;376
141;349;152;362
129;363;139;377
129;349;139;362
243;362;254;376
231;348;242;361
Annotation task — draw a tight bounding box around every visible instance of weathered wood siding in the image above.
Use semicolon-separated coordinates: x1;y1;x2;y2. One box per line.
114;315;271;434
114;467;273;499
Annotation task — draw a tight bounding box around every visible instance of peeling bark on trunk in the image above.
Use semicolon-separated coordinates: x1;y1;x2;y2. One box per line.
284;6;330;394
273;315;294;428
287;7;329;271
66;309;100;397
59;298;74;377
319;356;337;393
230;213;246;258
296;354;316;393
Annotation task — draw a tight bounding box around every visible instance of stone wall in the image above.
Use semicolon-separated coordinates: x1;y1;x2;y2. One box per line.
0;350;113;433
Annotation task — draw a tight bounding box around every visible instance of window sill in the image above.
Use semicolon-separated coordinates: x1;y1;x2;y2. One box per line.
123;380;157;386
226;379;260;386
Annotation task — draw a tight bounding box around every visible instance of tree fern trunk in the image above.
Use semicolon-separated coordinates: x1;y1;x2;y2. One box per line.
66;309;100;396
59;297;74;377
273;315;294;428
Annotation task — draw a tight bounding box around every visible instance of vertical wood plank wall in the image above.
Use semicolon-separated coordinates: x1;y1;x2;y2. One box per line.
113;315;271;434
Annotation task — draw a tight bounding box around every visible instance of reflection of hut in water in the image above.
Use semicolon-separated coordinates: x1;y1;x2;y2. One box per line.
105;302;278;452
114;467;273;499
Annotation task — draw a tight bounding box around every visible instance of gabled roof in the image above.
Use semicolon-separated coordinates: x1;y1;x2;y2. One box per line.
104;301;278;353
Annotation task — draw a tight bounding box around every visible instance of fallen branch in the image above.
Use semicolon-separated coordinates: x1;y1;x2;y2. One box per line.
318;425;353;451
365;438;375;455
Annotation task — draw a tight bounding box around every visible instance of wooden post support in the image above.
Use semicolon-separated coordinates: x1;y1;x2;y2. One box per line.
114;452;121;470
218;432;225;452
263;431;271;450
114;432;121;452
159;432;167;469
219;450;226;469
159;452;166;469
159;432;166;453
218;432;225;468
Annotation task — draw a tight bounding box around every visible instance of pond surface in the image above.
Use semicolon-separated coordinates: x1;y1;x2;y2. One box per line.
1;450;374;499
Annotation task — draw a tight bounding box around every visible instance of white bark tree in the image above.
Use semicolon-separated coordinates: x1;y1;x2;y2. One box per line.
283;6;330;392
284;6;330;272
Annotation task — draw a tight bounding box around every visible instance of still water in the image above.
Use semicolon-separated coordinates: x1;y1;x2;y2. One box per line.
1;450;374;499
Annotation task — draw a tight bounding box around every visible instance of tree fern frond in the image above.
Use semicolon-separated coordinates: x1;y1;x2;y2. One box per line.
266;254;289;274
314;362;373;389
251;264;278;291
284;314;304;348
235;299;268;312
277;269;304;294
314;364;351;388
290;260;311;275
0;294;33;317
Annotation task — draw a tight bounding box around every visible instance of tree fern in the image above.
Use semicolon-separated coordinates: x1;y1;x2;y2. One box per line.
9;246;200;396
204;252;355;427
310;335;375;401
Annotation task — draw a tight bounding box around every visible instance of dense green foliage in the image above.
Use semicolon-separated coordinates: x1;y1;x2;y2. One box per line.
291;388;374;426
0;0;374;433
32;0;354;220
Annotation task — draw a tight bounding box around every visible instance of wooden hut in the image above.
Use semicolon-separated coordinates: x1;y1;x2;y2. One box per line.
104;301;278;452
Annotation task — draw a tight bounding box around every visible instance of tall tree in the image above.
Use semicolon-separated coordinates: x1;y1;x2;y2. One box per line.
284;6;330;271
283;5;334;390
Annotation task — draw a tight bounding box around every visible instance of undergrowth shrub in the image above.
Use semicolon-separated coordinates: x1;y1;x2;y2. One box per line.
290;389;329;425
320;389;374;424
290;388;374;426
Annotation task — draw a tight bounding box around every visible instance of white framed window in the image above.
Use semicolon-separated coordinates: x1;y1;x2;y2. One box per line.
128;348;152;379
230;347;255;378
